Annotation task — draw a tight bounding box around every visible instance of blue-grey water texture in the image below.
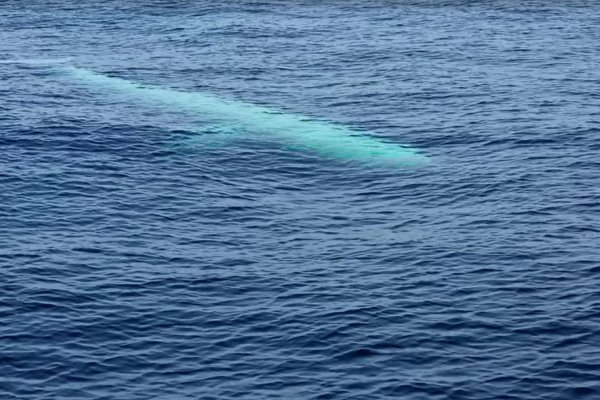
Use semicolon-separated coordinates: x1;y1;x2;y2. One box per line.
1;1;600;399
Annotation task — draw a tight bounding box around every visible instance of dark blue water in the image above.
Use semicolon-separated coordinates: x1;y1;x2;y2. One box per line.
2;1;600;399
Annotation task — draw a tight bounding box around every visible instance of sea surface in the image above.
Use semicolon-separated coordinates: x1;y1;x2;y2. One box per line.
1;1;600;399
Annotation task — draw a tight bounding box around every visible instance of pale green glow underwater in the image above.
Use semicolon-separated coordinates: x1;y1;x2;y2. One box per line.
64;67;428;167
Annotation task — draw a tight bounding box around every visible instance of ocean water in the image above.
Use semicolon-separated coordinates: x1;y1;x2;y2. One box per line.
1;1;599;399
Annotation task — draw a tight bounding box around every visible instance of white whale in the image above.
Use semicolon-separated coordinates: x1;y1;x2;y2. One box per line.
62;66;428;167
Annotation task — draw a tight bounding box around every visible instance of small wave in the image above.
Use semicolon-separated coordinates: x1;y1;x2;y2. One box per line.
0;58;73;65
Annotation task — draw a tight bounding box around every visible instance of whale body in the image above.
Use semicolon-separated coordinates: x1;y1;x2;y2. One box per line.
62;67;428;167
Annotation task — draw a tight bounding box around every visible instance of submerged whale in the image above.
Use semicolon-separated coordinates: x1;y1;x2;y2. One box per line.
62;66;428;167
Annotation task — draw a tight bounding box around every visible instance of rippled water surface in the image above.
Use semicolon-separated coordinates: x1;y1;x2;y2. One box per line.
2;1;600;399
